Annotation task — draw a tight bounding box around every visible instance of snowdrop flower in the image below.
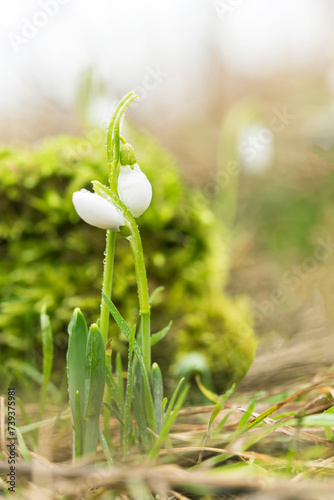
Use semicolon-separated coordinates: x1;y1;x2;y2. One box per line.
118;164;152;218
237;122;274;174
72;189;125;230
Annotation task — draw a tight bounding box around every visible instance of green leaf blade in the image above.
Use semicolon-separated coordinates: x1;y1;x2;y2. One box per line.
40;307;53;402
152;362;164;434
83;323;106;455
151;321;172;346
67;308;88;421
84;324;106;419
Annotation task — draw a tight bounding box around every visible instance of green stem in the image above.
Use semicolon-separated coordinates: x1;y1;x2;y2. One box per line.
93;181;155;430
141;313;151;376
99;230;116;346
107;92;134;180
129;230;151;376
99;92;137;345
93;182;151;377
100;93;137;445
109;94;137;191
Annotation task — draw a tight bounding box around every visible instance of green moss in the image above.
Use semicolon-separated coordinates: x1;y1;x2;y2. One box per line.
0;130;256;391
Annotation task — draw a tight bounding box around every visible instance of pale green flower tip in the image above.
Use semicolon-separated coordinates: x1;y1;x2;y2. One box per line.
120;143;137;166
72;189;125;231
118;164;152;218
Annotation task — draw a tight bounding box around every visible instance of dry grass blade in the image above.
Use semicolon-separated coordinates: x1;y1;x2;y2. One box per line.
159;445;281;463
2;374;334;498
245;373;334;431
0;462;273;496
1;461;334;499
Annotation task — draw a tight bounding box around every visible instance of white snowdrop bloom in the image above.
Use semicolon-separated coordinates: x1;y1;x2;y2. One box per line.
72;189;125;230
117;164;152;218
237;122;274;174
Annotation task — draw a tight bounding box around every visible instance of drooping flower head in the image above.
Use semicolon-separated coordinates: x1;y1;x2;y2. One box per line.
72;113;152;230
72;189;125;230
118;164;152;218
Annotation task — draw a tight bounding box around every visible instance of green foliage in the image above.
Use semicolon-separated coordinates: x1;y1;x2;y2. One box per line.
39;307;53;418
0;129;256;391
83;323;106;454
67;308;88;457
67;309;106;456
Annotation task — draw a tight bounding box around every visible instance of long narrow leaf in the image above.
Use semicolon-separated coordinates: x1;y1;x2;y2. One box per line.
74;391;82;459
115;352;125;448
116;353;124;406
105;365;125;414
133;386;153;452
213;409;235;436
150;321;172;346
166;377;185;416
83;324;106;454
148;378;186;460
149;382;189;460
236;399;256;434
195;374;219;403
98;428;113;465
152;363;164;434
124;325;136;455
84;324;106;418
14;427;31;463
208;384;235;435
40;307;53;418
104;402;124;427
67;309;88;420
102;293;156;431
149;286;165;306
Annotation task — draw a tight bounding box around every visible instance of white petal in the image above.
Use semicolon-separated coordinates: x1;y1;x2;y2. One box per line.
117;164;152;218
237;122;274;174
72;189;125;230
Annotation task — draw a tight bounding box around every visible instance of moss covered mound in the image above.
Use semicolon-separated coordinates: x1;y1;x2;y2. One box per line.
0;129;256;391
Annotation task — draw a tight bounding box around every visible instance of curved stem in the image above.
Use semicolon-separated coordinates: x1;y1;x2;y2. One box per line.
107;92;134;178
100;93;137;345
101;94;136;446
109;94;137;191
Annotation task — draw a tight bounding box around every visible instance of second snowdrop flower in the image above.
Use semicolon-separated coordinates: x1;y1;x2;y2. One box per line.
118;164;152;218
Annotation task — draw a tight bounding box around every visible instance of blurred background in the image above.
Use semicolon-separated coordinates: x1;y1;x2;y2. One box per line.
2;1;334;153
2;0;334;394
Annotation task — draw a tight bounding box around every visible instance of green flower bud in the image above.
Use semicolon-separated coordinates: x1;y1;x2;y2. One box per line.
120;143;137;166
